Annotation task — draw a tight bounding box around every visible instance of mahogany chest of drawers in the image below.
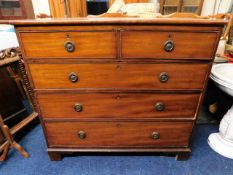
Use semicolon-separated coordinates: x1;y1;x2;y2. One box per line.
7;17;226;160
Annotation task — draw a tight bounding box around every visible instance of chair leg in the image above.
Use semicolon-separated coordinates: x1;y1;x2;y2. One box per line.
0;117;29;159
0;143;10;161
12;141;29;158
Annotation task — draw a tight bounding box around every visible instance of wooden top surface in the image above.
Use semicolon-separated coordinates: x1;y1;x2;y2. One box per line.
0;17;227;26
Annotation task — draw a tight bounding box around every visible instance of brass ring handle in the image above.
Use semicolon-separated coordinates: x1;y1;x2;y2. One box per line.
78;131;86;139
68;72;78;83
74;103;83;112
154;102;165;111
164;40;174;52
151;132;160;140
64;41;75;52
159;72;169;83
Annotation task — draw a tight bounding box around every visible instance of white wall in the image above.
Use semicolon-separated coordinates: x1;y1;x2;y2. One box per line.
32;0;51;17
201;0;233;16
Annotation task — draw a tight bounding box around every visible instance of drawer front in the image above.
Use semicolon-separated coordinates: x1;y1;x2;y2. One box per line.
29;63;209;90
38;93;200;119
45;121;193;147
19;31;116;58
121;31;218;59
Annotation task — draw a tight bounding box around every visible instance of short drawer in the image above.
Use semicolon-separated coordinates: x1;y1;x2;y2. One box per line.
121;31;218;60
19;31;116;58
37;93;200;119
29;63;210;90
45;121;193;147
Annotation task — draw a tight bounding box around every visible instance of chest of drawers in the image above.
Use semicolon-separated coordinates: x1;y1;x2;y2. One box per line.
7;17;226;161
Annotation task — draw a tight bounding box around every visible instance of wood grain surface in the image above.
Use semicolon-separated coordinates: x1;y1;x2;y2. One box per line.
20;31;116;58
37;93;200;119
45;121;193;147
121;31;217;59
0;17;227;26
28;63;210;90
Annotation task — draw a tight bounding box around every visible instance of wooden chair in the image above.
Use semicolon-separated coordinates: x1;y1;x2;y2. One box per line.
0;49;38;161
210;13;233;40
0;115;29;160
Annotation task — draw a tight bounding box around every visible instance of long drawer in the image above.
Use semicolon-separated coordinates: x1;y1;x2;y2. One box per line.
121;31;218;60
29;63;210;90
37;93;200;119
19;31;116;59
45;121;193;147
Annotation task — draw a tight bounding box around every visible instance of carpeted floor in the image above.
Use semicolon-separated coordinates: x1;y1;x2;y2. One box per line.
0;124;232;175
